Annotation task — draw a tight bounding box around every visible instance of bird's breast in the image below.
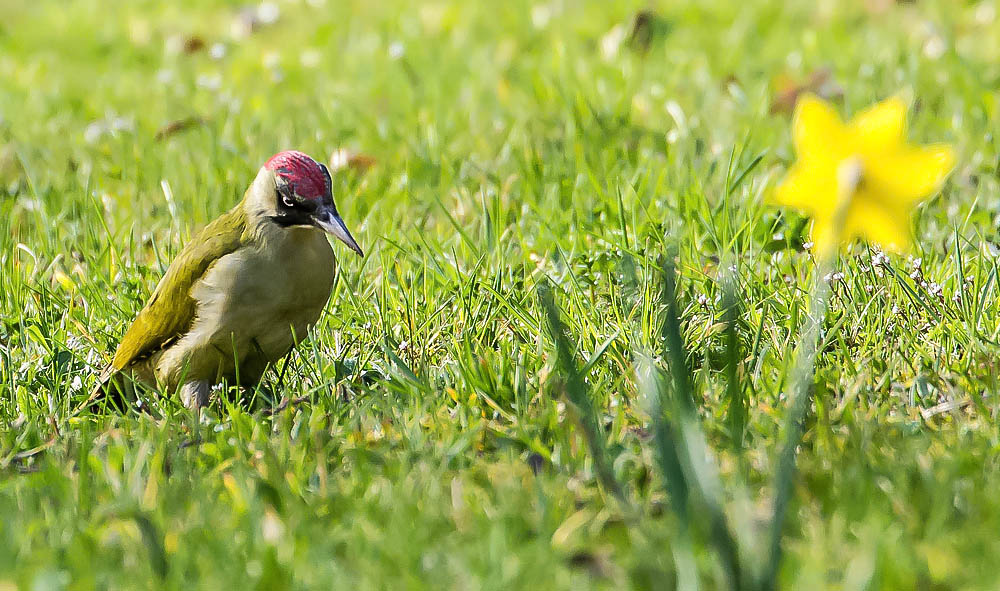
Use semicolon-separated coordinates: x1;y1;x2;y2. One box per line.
236;227;337;336
154;227;337;386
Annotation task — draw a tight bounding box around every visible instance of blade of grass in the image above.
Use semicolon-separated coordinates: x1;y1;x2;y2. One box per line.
657;254;745;590
634;354;697;590
722;274;747;450
537;280;629;510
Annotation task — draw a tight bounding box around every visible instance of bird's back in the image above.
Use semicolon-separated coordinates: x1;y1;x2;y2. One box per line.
110;205;250;373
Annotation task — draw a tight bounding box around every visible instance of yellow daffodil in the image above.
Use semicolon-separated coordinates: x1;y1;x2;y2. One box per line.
774;94;955;258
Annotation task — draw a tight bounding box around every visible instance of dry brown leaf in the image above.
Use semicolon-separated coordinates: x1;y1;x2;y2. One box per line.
183;36;206;53
770;67;844;115
329;148;376;173
154;117;207;141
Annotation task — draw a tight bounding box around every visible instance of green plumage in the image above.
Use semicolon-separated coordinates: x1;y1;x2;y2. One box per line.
87;157;350;411
111;203;249;371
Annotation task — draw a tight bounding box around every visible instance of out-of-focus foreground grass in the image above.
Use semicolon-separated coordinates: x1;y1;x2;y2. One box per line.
2;0;1000;588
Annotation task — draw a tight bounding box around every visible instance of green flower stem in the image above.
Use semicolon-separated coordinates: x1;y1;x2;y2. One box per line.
762;176;854;588
761;253;834;588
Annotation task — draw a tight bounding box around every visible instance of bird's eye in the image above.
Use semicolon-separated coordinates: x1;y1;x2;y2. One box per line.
277;182;298;209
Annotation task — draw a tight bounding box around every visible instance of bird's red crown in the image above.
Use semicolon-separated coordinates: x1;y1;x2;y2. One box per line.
265;150;330;200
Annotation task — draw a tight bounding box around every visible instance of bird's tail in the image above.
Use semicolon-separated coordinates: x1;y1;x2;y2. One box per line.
76;366;138;414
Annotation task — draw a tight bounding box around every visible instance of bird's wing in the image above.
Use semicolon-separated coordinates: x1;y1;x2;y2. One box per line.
110;205;250;371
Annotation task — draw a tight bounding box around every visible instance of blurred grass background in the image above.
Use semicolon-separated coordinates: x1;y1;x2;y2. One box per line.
2;0;1000;588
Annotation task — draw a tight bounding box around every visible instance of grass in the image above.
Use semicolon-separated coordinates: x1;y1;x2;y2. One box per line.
2;0;1000;588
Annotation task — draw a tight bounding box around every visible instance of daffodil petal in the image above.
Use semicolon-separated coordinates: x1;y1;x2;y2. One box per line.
773;162;838;215
850;96;907;155
868;144;956;204
793;94;846;160
844;195;912;253
777;94;954;260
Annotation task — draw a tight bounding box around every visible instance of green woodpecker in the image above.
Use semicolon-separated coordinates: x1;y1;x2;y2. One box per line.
97;150;363;409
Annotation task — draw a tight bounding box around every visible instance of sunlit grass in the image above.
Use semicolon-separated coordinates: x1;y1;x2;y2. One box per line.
2;0;1000;588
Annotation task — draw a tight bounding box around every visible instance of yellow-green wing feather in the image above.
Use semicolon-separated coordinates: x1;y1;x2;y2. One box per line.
110;204;249;370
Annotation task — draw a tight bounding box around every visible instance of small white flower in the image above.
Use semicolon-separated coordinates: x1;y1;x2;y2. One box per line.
156;69;175;84
388;41;405;60
164;34;184;55
84;113;134;143
261;511;284;544
329;147;350;171
300;48;321;68
531;4;552;29
262;51;281;69
196;74;222;91
209;43;227;60
923;35;946;60
256;2;280;25
975;2;996;24
600;24;627;60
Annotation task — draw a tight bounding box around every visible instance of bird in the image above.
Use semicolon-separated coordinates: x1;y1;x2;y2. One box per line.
93;150;363;409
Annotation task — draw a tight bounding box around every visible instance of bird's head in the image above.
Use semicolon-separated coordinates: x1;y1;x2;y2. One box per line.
256;150;363;256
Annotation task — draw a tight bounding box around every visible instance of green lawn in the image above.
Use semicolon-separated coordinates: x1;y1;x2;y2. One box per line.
2;0;1000;588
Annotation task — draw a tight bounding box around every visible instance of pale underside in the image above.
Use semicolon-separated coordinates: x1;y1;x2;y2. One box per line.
127;225;336;400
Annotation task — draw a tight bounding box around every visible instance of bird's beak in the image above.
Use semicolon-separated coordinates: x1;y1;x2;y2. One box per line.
314;207;364;257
